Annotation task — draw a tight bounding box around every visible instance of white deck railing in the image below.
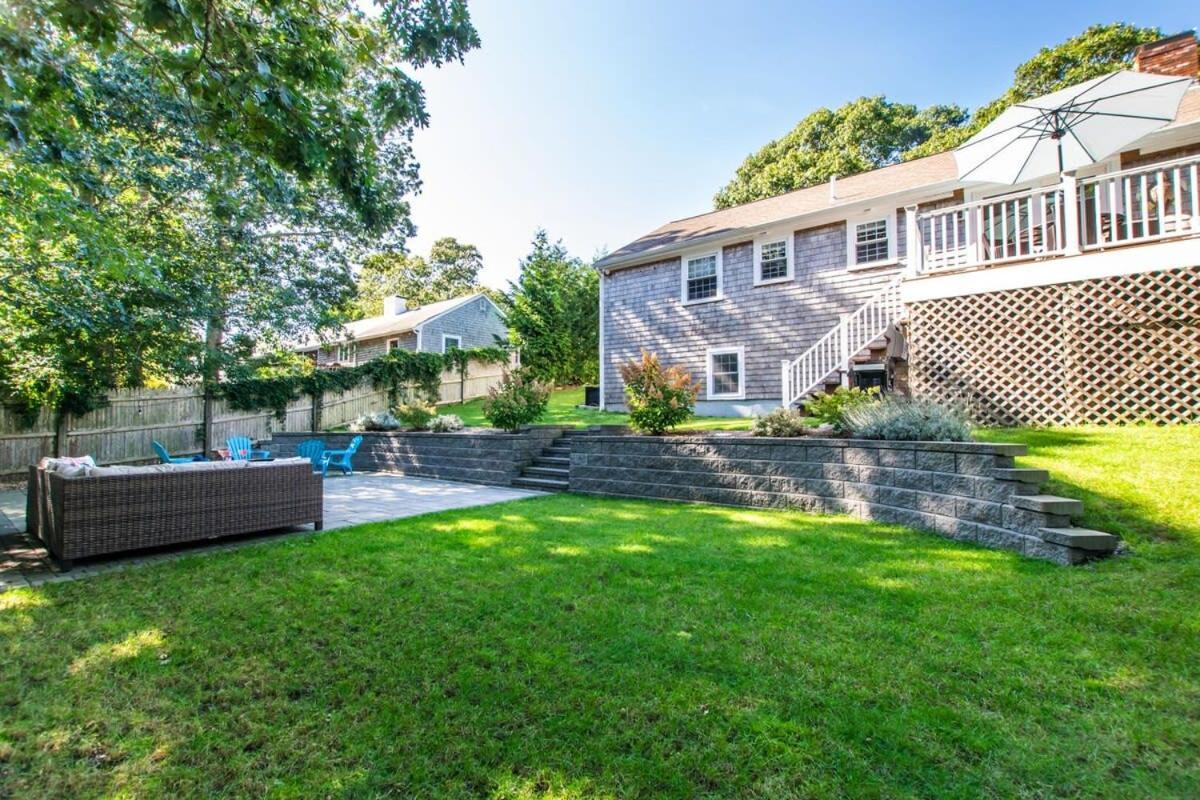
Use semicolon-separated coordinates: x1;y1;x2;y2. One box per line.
781;275;905;407
911;154;1200;275
1078;156;1200;250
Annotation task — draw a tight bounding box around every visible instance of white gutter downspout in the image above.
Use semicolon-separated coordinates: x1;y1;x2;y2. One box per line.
415;325;423;352
598;270;607;410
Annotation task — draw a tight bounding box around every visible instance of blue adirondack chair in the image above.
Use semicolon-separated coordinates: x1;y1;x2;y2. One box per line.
295;438;327;473
152;440;202;464
321;435;363;477
226;435;270;461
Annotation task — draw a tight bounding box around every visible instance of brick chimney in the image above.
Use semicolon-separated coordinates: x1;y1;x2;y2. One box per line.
1133;32;1199;79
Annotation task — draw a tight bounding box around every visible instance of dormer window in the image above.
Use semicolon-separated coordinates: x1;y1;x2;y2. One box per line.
753;232;793;285
681;250;723;304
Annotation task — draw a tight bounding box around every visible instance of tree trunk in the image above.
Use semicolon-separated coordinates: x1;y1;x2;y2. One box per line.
53;410;70;458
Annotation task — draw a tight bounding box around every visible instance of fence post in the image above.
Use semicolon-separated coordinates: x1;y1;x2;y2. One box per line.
310;391;323;433
201;386;215;456
53;409;70;458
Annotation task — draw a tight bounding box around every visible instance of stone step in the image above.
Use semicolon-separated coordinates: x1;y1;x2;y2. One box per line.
1011;494;1085;517
523;465;568;479
534;456;570;467
1039;527;1121;552
992;468;1049;485
513;476;569;491
543;449;571;459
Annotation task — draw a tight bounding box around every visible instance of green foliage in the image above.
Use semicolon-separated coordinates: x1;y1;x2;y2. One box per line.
753;407;817;437
714;97;967;208
502;230;599;385
619;351;699;435
0;0;480;417
481;369;551;432
844;397;973;442
802;386;880;432
350;411;401;432
905;23;1163;159
351;237;485;319
714;23;1161;207
395;401;438;431
220;346;505;421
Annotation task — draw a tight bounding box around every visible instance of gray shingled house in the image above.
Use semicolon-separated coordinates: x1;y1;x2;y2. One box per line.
595;34;1200;425
298;293;508;367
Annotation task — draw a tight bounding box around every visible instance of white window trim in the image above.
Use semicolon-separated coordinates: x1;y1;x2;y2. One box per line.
846;213;898;271
386;337;400;352
752;231;794;286
680;249;724;306
706;345;745;400
441;333;463;353
337;343;357;364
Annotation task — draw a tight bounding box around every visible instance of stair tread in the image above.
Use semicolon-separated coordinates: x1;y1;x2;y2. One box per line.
524;466;568;477
513;477;568;490
1039;527;1120;551
1012;494;1084;515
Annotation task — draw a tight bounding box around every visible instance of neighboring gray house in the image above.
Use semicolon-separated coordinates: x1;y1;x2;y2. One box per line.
299;293;508;367
597;34;1200;423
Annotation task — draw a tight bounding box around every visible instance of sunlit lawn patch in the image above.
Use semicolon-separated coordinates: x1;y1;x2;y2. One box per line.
1;427;1198;797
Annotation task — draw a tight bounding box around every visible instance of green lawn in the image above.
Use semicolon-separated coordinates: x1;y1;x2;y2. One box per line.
2;427;1199;798
439;386;753;431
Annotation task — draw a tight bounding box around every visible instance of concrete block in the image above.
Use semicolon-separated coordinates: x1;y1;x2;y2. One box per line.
1038;527;1120;552
955;497;1004;526
1011;495;1084;517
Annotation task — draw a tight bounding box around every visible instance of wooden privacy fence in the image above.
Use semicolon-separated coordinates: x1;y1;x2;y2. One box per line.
0;356;511;476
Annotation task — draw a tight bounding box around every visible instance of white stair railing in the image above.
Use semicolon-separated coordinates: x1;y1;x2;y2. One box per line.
780;275;905;407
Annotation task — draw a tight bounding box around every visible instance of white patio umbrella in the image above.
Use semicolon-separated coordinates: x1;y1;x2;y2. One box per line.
954;70;1191;184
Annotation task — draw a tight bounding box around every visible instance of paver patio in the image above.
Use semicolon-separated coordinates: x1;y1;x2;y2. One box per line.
0;473;542;591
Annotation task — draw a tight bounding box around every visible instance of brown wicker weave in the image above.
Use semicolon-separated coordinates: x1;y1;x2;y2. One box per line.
27;461;323;567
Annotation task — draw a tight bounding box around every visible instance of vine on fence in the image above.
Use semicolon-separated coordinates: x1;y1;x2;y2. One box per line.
220;347;511;421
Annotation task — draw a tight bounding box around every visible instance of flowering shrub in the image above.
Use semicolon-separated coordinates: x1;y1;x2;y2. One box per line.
482;369;551;432
619;351;699;435
350;411;400;432
428;414;465;433
844;397;972;442
395;401;437;431
802;386;879;432
752;407;815;437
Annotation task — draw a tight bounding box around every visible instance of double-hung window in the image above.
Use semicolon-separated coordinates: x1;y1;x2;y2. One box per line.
706;346;745;400
848;215;896;268
753;233;793;285
681;250;722;304
442;334;462;353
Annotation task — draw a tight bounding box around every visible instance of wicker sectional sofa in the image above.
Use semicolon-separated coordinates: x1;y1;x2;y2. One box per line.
27;459;323;567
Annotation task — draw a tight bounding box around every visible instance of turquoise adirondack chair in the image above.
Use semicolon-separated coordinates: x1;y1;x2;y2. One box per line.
226;435;270;461
295;439;327;473
152;440;200;464
321;435;363;477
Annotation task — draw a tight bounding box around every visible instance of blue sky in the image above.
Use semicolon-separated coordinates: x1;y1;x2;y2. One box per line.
407;1;1196;288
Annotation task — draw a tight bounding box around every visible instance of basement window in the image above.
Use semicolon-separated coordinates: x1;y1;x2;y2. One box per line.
707;346;745;400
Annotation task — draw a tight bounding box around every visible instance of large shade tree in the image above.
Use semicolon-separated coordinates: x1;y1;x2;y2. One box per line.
351;237;485;318
714;23;1163;208
0;0;479;417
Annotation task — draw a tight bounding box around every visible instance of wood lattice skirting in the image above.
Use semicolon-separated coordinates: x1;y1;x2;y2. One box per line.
906;265;1200;426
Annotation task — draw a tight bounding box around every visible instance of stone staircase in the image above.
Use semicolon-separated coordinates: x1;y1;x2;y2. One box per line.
512;429;590;492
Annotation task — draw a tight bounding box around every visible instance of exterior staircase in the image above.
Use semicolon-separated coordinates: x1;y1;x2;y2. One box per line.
512;430;583;491
781;274;906;406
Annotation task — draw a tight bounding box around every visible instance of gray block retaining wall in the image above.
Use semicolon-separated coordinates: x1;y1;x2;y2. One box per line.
569;435;1116;565
272;428;566;487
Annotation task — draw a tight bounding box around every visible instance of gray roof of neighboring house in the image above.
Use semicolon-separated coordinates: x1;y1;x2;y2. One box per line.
596;82;1200;272
296;292;494;351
